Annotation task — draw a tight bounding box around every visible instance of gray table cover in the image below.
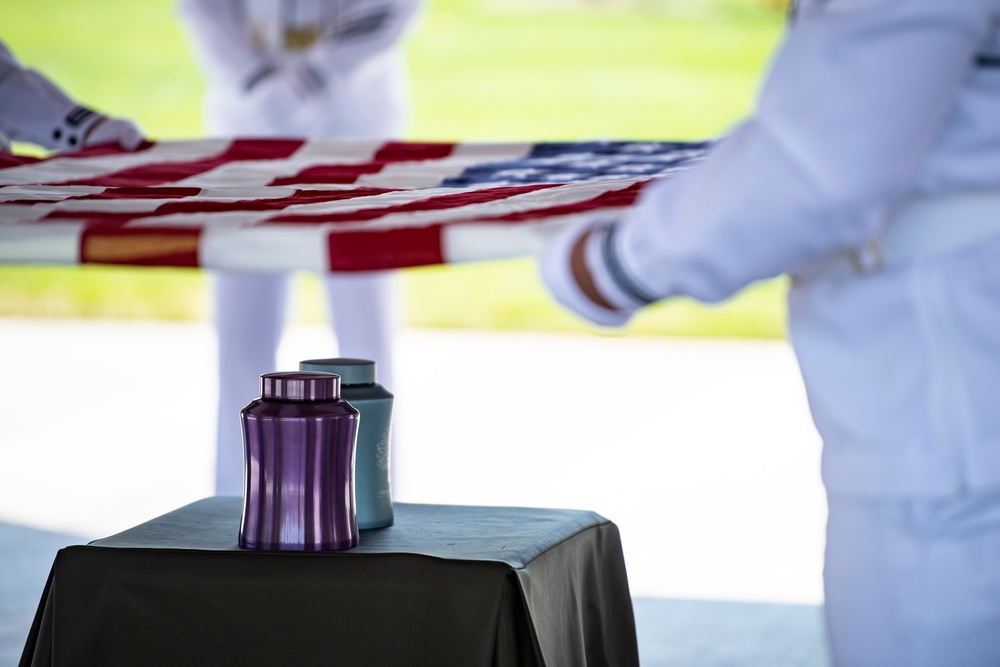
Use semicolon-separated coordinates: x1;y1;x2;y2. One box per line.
20;498;639;666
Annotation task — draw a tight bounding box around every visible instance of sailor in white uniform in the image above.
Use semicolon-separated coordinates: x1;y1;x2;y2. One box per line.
178;0;423;496
541;1;1000;664
0;41;144;153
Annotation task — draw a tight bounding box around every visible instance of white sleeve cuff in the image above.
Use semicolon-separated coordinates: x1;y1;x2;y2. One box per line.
539;219;638;328
586;221;661;312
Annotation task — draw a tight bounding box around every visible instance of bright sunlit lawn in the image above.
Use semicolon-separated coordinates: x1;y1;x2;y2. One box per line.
1;0;788;337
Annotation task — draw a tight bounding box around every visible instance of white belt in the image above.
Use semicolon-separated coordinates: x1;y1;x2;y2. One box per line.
796;190;1000;280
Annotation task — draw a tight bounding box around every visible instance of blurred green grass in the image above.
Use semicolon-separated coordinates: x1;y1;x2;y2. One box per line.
0;0;788;337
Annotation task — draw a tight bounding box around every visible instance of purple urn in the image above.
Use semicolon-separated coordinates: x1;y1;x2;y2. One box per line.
239;372;360;551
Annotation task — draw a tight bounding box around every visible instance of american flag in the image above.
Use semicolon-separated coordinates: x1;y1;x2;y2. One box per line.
0;138;708;272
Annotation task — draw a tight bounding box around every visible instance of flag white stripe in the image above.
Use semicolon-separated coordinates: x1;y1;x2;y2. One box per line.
200;224;330;273
0;222;83;264
0;185;106;202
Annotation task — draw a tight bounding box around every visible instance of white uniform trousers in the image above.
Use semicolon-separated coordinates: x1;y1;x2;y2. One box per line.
824;487;1000;667
213;270;398;496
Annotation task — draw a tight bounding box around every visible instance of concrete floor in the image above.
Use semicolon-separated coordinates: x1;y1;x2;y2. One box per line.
0;319;831;666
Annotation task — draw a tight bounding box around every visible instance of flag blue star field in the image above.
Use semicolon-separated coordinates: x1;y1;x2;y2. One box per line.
0;138;709;272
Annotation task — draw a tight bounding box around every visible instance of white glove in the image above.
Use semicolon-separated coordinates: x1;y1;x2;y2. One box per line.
81;115;145;150
540;218;647;328
245;64;327;130
0;68;145;152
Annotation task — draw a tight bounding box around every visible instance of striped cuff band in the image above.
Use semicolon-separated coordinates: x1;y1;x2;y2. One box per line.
599;223;658;306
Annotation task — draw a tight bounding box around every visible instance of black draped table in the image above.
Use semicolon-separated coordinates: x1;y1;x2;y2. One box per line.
20;497;638;666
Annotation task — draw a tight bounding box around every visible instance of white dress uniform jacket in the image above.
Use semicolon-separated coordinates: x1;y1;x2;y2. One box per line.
178;0;422;138
543;0;1000;498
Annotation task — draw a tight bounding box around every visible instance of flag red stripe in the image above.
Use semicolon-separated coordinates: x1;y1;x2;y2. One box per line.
327;224;444;271
268;163;383;186
269;140;455;186
371;141;455;162
0;153;43;168
3;187;203;207
2;198;73;205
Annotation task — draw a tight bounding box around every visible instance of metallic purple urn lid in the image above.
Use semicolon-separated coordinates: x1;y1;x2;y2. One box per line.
260;371;341;401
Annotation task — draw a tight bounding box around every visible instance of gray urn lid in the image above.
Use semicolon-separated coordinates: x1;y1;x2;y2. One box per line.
299;358;376;385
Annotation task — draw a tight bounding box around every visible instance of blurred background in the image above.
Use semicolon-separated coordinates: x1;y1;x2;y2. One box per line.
1;0;789;337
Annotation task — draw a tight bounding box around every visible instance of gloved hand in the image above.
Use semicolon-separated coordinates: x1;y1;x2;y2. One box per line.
539;217;649;328
245;63;327;130
81;115;145;150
